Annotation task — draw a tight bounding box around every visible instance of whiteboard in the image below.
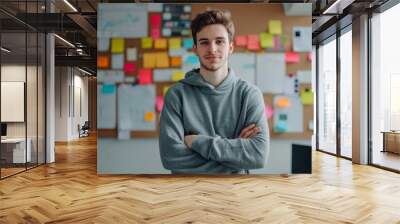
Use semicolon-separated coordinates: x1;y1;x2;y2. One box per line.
1;82;25;122
98;3;148;38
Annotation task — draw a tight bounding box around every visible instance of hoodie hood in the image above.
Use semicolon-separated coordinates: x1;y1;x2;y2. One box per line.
179;68;238;95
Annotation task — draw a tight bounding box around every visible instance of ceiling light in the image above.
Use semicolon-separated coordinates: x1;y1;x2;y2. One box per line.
63;0;78;12
1;47;11;53
54;34;75;48
78;67;93;76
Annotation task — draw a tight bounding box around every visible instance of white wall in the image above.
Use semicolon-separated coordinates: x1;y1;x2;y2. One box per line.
55;67;89;141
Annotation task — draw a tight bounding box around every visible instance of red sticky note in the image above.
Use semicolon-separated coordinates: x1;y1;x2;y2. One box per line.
151;27;161;39
150;14;162;27
124;62;136;74
285;52;300;63
138;69;153;84
235;35;247;47
247;35;260;50
156;96;164;112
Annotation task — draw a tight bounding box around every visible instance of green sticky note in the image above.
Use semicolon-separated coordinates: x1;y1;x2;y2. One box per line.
101;84;116;94
300;88;313;105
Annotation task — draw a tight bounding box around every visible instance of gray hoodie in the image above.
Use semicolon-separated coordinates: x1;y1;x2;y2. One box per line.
159;68;269;174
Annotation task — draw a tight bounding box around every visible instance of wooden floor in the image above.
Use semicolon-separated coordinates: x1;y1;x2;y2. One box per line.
1;135;400;223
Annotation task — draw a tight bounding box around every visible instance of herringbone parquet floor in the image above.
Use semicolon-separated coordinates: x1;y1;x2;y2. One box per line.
1;134;400;223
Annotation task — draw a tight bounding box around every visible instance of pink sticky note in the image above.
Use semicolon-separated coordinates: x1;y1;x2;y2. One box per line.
156;96;164;112
247;35;260;50
285;52;300;63
150;14;162;27
151;27;161;39
265;105;274;120
235;35;247;47
124;62;136;73
138;69;153;85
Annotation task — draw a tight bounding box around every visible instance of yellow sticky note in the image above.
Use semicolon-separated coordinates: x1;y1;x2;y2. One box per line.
163;86;171;96
172;70;185;81
143;53;157;68
111;38;124;53
269;20;282;35
156;52;170;68
144;111;155;122
168;38;181;50
260;33;274;48
300;89;314;105
154;38;167;49
141;37;153;49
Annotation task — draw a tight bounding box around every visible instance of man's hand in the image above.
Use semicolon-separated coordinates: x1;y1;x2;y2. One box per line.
239;124;261;139
184;135;197;148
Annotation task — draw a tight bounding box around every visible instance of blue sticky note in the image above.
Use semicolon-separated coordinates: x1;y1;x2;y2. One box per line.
185;55;199;65
274;121;288;133
101;84;116;94
183;38;194;49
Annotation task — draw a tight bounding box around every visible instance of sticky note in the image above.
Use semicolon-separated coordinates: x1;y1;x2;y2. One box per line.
126;48;137;61
112;54;124;69
163;86;171;96
285;52;300;63
143;53;157;68
156;96;164;112
183;38;194;49
111;38;124;53
169;38;181;50
150;14;162;27
154;38;167;49
151;28;161;39
274;121;288;133
163;12;172;20
307;52;312;62
300;88;313;105
269;20;282;35
98;38;110;52
101;84;115;94
276;97;290;108
172;70;185;81
138;69;152;84
260;33;274;48
124;62;136;74
265;105;274;120
235;35;247;47
247;35;260;51
144;111;155;122
184;55;199;65
156;52;170;68
97;55;109;68
162;28;172;37
141;37;153;49
170;56;182;67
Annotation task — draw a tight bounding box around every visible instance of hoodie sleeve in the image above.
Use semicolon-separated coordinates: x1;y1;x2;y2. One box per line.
159;88;237;174
190;88;270;170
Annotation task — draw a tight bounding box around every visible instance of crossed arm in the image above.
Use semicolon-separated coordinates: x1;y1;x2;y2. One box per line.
159;89;269;173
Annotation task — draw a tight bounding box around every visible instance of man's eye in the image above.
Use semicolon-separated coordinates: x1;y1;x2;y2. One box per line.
216;40;225;45
200;42;208;45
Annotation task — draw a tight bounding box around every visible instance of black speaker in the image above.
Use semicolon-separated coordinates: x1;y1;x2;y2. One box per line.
291;144;312;174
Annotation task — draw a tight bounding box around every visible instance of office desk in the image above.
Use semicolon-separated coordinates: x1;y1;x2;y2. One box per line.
1;138;31;164
381;131;400;154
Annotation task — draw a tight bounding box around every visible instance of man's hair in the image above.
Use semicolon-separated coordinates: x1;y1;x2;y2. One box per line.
190;9;235;45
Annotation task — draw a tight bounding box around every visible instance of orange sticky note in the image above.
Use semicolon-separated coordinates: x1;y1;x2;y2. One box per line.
144;111;155;122
247;35;260;51
156;52;170;68
143;53;157;68
276;98;290;108
170;56;182;67
235;35;247;47
97;55;109;68
154;38;167;49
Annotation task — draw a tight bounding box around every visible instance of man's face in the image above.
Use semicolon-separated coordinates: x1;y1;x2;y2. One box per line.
193;24;234;72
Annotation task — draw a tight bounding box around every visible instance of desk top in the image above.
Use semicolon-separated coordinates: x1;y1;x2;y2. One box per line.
1;138;28;143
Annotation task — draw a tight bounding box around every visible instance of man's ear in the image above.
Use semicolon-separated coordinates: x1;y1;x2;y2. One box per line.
229;41;234;54
192;44;198;55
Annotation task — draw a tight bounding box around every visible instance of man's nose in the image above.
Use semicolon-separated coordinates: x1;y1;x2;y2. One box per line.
209;41;217;53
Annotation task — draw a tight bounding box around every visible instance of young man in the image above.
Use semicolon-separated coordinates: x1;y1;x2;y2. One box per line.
159;10;269;174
